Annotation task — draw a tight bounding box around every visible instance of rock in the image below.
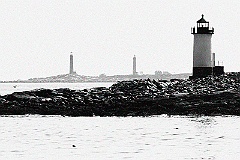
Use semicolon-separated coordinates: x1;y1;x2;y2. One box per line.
1;73;240;116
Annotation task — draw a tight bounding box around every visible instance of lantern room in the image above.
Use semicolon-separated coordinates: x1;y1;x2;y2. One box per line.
191;14;214;34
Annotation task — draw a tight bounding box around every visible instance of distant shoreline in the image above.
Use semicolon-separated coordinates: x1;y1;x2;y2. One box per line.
0;81;116;83
0;72;191;83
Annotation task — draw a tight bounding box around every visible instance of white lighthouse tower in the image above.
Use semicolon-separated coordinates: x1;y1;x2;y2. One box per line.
191;14;214;78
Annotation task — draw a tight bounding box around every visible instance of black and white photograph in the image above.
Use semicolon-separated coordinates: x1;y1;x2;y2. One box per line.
1;0;240;159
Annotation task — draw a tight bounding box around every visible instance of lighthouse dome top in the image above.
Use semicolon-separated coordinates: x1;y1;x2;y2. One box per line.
191;14;214;34
197;14;208;23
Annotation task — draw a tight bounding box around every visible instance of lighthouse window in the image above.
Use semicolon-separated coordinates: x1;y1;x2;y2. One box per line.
198;23;208;28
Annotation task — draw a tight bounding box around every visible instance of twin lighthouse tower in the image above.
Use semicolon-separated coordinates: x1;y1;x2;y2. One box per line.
191;15;224;78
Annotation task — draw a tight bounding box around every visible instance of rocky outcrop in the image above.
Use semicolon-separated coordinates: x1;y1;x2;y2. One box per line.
1;73;240;116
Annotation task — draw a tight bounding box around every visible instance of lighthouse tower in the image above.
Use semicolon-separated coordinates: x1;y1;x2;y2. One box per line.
133;55;137;76
191;15;214;78
69;54;74;74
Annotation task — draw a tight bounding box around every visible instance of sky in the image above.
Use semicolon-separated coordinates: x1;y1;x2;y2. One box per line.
1;0;240;80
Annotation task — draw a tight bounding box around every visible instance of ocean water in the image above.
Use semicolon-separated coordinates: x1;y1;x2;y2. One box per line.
0;83;240;160
0;115;240;160
0;82;114;96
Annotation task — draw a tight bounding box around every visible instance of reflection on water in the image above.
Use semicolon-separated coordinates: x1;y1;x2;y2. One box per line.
0;115;240;160
192;116;216;125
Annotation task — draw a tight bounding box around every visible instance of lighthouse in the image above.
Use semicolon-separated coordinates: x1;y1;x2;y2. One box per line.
133;55;137;76
69;54;74;74
191;15;214;78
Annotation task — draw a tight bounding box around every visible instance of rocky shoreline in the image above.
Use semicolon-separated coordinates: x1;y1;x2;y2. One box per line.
1;73;240;116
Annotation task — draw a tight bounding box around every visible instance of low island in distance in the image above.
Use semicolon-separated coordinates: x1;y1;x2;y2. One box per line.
0;72;191;83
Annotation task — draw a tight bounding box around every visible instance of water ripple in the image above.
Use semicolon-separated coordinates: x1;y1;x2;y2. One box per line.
0;115;240;159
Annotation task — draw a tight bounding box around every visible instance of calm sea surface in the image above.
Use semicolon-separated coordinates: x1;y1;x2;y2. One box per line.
0;82;114;96
0;83;240;160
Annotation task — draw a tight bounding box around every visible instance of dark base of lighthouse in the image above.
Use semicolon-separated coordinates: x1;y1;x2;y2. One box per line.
189;66;224;79
213;66;224;76
192;67;213;78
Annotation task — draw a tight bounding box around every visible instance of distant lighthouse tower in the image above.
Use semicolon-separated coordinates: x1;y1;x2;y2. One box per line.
191;14;214;78
133;55;137;75
69;53;74;74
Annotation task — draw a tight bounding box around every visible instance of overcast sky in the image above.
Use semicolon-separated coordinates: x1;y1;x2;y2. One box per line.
1;0;240;80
